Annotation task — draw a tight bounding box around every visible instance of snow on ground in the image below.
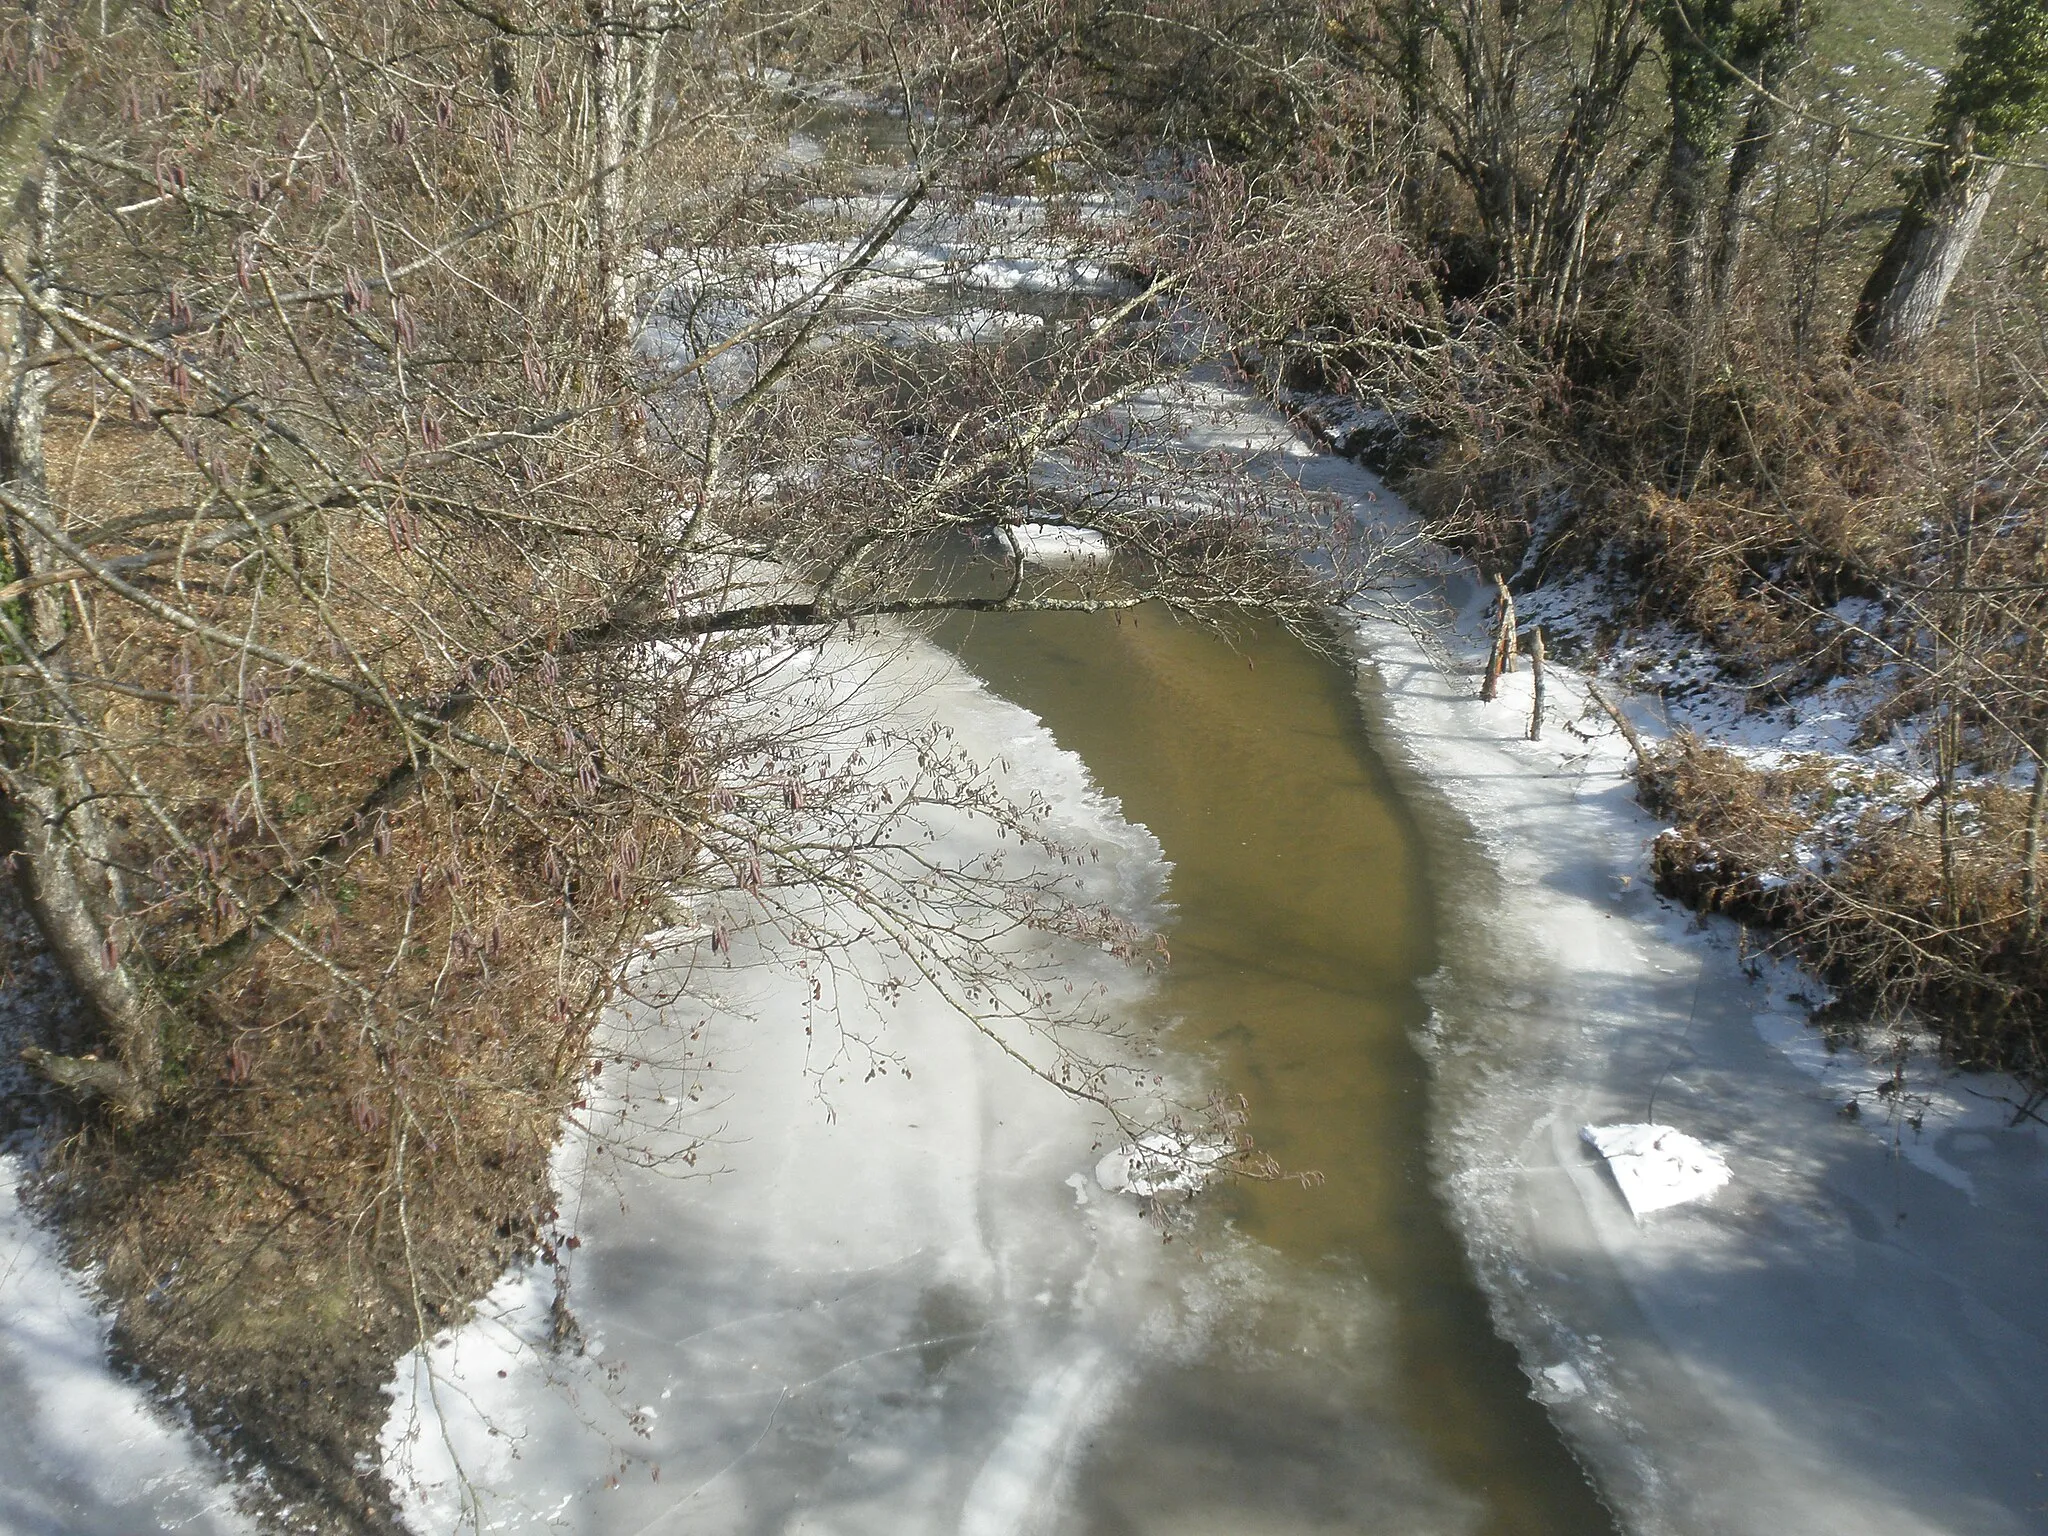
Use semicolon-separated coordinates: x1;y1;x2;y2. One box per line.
635;185;1136;403
1163;368;2048;1536
0;1158;254;1536
644;233;1135;325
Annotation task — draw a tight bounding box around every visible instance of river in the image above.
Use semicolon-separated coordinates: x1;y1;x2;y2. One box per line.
940;605;1610;1535
370;129;1621;1529
1;85;2041;1536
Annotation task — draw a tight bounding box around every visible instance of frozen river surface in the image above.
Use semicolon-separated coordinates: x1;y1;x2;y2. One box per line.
379;620;1607;1535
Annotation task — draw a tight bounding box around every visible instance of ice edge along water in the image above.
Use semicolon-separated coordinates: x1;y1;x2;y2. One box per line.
1243;380;2048;1536
0;1156;255;1536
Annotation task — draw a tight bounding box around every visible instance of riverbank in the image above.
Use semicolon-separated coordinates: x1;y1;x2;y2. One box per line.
1175;367;2048;1535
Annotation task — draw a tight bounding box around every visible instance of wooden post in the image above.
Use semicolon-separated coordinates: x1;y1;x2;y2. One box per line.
1481;575;1517;701
1585;680;1645;763
1527;626;1546;740
2024;729;2047;942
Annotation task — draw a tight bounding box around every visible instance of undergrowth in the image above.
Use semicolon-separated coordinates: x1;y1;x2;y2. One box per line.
1641;736;2048;1089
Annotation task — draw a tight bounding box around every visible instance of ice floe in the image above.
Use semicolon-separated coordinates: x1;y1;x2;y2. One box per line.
1008;523;1110;568
1580;1122;1732;1217
1091;1133;1228;1199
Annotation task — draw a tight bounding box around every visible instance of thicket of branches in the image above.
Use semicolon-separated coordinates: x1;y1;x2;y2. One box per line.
1109;0;2048;1087
0;0;1434;1524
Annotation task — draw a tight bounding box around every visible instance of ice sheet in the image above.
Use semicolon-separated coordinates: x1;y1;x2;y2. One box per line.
1009;523;1110;568
0;1157;254;1536
1580;1124;1731;1217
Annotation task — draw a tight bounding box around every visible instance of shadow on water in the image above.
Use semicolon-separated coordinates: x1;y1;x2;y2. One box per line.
937;604;1613;1536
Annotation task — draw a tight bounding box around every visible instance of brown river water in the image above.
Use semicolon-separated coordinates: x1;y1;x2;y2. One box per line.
941;604;1613;1536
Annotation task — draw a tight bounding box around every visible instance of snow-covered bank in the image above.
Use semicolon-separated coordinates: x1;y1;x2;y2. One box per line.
378;639;1184;1533
1174;370;2048;1535
0;1158;253;1536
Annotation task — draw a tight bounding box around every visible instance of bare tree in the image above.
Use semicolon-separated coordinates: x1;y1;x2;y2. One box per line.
1649;0;1808;318
0;2;1419;1519
1849;0;2048;361
1324;0;1653;337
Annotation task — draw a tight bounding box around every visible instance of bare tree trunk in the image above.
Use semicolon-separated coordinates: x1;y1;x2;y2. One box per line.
1708;0;1806;315
632;6;670;159
1652;0;1732;321
589;0;643;455
0;780;161;1118
1854;0;2048;358
1707;89;1784;313
1665;131;1713;318
487;3;534;216
1849;126;2004;362
0;83;166;1113
1526;0;1645;331
1441;0;1526;285
1481;574;1517;700
1527;625;1546;739
1384;0;1436;235
1937;707;1961;913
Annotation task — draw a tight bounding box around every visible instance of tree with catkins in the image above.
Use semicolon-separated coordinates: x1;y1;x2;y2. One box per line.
0;2;1416;1514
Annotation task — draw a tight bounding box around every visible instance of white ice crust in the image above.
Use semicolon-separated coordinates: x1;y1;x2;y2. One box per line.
1580;1123;1731;1217
1008;523;1110;568
0;1157;254;1535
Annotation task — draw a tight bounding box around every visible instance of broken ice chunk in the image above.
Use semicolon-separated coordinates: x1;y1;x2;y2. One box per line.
1093;1133;1227;1199
1537;1362;1587;1401
1581;1123;1730;1217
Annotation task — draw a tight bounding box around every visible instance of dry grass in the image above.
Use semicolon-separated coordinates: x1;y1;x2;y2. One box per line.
1643;734;2048;1085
